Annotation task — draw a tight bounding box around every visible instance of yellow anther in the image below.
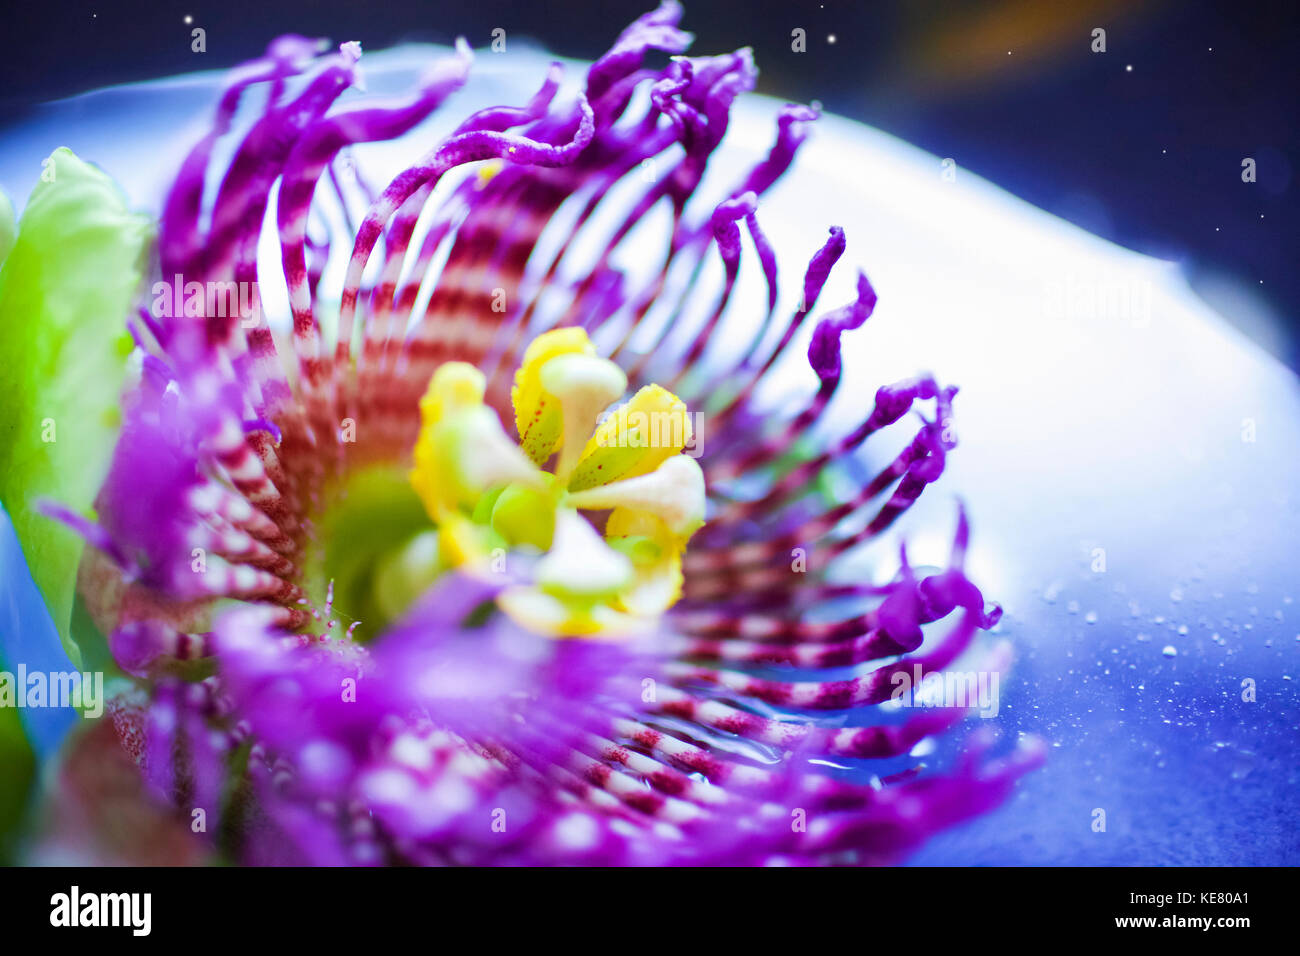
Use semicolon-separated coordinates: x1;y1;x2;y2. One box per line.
568;384;692;492
511;327;596;465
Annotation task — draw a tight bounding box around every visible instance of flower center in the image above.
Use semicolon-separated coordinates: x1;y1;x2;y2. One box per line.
401;328;705;637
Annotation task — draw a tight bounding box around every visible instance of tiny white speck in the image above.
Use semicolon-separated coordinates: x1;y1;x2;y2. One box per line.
1125;64;1133;71
184;14;193;24
827;34;837;44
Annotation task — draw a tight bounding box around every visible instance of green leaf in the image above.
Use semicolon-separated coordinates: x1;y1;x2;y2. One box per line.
0;149;153;666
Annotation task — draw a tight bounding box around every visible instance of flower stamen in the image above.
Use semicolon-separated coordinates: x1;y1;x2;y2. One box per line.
406;327;704;636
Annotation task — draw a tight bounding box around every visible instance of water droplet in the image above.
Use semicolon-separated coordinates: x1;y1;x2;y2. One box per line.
1229;748;1257;780
1162;645;1178;658
1085;611;1098;625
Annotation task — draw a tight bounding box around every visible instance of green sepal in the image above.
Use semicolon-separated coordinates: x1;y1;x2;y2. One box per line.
0;149;154;664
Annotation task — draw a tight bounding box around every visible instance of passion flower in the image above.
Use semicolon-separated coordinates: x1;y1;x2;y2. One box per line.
9;1;1043;865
